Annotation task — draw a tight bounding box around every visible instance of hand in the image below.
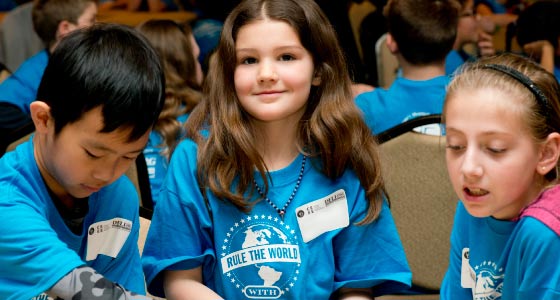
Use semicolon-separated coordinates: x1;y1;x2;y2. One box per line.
477;31;496;57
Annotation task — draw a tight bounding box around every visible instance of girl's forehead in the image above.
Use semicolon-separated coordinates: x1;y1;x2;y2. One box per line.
447;86;527;119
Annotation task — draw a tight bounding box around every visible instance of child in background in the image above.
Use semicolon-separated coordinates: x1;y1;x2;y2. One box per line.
0;0;97;144
136;19;203;206
141;0;411;299
446;0;496;75
355;0;460;134
440;53;560;299
0;23;165;299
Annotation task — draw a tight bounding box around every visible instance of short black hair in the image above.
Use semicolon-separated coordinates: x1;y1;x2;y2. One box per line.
37;23;165;141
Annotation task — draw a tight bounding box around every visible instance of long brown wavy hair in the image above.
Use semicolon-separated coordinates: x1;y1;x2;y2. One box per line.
137;19;202;157
186;0;385;224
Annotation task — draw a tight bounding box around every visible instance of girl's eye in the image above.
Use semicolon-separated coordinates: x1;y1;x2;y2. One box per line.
241;57;257;65
279;54;295;61
446;144;464;151
487;147;506;154
85;149;100;159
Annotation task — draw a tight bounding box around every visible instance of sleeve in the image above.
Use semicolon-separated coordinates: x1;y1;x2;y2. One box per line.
514;217;560;300
47;266;153;300
142;140;215;298
440;202;472;300
92;178;147;295
332;189;412;295
0;198;85;299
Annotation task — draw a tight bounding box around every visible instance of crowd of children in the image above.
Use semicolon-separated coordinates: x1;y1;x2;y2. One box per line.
0;0;559;299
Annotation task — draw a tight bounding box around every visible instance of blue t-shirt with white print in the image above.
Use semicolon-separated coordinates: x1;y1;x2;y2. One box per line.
143;138;412;299
0;139;146;299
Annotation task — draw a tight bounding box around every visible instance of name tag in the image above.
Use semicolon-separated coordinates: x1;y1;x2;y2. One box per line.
461;247;475;288
86;218;132;261
295;189;349;243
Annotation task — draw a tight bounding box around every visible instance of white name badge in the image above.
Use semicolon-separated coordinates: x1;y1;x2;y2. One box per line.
461;247;475;288
86;218;132;261
295;189;349;243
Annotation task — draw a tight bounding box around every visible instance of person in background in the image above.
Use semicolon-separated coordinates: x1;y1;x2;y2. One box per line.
0;0;97;142
0;23;165;300
136;19;203;206
446;0;496;75
440;53;560;299
355;0;460;135
141;0;411;299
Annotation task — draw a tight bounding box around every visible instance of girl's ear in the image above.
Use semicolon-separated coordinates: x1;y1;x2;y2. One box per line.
30;101;53;134
312;69;321;86
537;132;560;176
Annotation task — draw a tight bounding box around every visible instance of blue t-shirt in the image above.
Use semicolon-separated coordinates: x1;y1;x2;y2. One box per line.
0;139;146;299
143;113;188;205
445;49;475;76
440;202;560;299
142;138;412;299
355;75;450;134
0;49;48;115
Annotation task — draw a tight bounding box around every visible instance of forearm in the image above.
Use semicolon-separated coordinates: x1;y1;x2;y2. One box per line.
163;269;223;300
333;288;374;300
539;43;555;74
47;266;152;300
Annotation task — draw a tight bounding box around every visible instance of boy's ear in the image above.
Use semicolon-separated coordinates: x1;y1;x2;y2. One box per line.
386;33;399;54
30;101;53;134
56;20;74;41
537;132;560;176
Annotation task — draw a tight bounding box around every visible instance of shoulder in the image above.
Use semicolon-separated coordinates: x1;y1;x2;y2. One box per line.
516;217;559;244
16;50;49;73
95;175;139;211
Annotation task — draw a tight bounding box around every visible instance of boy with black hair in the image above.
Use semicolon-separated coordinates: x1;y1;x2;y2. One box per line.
0;23;164;300
355;0;460;134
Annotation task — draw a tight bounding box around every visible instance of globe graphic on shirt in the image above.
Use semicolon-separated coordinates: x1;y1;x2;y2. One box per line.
220;214;301;299
241;225;289;285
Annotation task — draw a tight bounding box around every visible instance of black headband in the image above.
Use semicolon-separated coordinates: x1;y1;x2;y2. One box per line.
482;64;551;117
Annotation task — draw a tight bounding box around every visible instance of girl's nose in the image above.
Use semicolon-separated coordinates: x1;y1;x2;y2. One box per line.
257;60;278;83
461;148;483;179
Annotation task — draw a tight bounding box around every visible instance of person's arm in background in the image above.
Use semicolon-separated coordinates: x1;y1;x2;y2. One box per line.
475;3;518;27
523;40;555;74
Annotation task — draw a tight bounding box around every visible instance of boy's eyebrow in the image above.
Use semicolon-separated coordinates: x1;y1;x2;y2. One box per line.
87;142;145;155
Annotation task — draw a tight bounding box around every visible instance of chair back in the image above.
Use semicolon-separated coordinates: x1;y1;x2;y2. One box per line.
375;32;399;88
124;153;154;219
378;115;457;292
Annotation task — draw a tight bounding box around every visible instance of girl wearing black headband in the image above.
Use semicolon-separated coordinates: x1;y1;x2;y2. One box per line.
441;53;560;299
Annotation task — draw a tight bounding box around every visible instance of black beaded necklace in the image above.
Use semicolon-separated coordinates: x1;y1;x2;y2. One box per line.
253;155;306;219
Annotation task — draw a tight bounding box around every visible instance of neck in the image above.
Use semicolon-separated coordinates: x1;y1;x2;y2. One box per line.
398;57;446;80
255;121;300;171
